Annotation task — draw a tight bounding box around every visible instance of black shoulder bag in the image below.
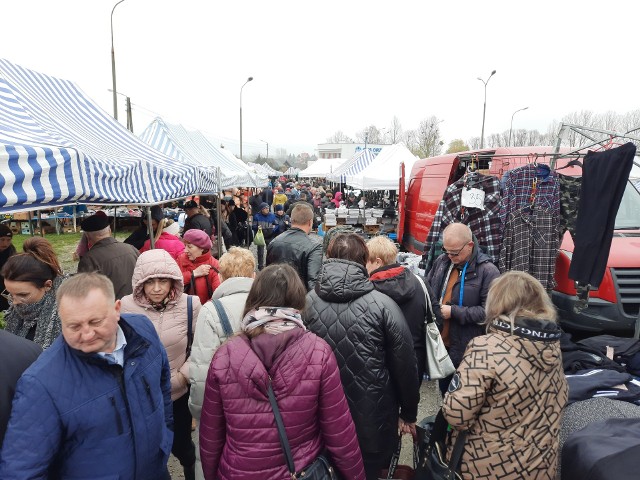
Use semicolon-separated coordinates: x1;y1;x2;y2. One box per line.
415;410;467;480
186;295;194;358
267;379;336;479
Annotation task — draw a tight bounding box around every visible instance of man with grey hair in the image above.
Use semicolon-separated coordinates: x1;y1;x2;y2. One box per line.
77;213;139;299
266;202;322;291
425;222;500;393
0;273;173;479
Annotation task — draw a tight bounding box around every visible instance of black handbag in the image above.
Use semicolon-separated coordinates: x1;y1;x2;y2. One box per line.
266;380;337;479
415;411;467;480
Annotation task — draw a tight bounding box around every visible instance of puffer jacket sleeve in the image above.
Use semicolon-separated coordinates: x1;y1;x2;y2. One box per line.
442;337;493;430
306;241;323;291
379;295;420;423
177;295;202;392
199;351;227;480
188;302;222;421
0;375;62;478
317;341;366;479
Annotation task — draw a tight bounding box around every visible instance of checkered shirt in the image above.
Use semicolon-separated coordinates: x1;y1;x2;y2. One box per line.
425;173;502;263
498;206;560;289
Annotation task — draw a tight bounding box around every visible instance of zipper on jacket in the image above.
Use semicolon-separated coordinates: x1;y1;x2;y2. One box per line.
116;370;138;477
143;376;155;409
110;396;124;435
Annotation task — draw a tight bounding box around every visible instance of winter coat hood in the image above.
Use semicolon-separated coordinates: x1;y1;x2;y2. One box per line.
370;264;417;304
489;317;563;373
131;249;184;307
315;258;374;302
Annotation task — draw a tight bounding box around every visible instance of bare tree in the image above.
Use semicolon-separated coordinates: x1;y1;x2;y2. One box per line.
326;131;353;143
356;125;383;144
408;116;444;158
388;116;403;144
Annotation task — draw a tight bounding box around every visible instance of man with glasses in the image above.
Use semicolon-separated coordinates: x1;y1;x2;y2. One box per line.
425;223;500;394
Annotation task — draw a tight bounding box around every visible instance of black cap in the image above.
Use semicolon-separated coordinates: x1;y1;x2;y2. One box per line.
81;214;110;232
150;205;164;222
184;200;198;209
0;223;12;237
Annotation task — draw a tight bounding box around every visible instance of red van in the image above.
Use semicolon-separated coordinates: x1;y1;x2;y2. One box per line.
402;146;640;334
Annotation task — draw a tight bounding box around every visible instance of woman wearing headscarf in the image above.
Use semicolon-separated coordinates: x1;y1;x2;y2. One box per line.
1;237;66;349
304;233;419;479
199;264;365;480
442;271;568;480
176;230;221;305
121;249;202;480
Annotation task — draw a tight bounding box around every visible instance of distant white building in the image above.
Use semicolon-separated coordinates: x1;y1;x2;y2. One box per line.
317;143;386;160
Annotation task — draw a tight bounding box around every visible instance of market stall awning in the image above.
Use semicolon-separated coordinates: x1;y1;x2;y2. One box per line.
0;58;212;213
248;162;280;177
327;148;377;183
139;117;268;189
298;157;346;178
344;143;418;190
284;166;299;176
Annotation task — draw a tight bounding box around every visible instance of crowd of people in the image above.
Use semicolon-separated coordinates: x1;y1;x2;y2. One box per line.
0;179;569;480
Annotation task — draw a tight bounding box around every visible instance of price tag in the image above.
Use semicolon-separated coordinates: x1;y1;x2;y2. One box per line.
461;187;485;210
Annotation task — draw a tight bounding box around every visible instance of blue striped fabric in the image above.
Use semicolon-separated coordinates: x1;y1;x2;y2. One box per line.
0;58;212;213
327;148;377;183
139;118;268;189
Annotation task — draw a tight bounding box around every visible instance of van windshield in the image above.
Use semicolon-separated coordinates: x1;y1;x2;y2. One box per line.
615;181;640;230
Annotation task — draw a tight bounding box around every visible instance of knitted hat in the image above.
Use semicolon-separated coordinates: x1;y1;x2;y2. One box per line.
182;229;212;250
259;202;269;210
275;204;284;211
150;205;164;222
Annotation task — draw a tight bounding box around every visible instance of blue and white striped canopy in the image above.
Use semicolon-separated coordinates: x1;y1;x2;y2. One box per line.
139;118;268;189
0;58;211;213
327;148;377;183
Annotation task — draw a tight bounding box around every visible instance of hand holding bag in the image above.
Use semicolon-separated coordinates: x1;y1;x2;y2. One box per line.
415;411;466;480
379;435;418;480
253;226;266;246
415;275;456;380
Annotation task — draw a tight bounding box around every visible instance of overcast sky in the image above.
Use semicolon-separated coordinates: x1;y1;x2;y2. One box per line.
2;0;638;158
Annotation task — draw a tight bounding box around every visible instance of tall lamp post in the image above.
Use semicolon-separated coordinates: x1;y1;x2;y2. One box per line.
477;69;496;149
259;139;269;160
508;106;529;147
239;76;253;160
110;0;127;121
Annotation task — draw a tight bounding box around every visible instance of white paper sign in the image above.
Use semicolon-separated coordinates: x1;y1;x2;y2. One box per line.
461;187;485;210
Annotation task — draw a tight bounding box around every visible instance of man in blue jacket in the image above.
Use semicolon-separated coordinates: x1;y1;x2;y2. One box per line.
252;202;277;270
0;273;173;480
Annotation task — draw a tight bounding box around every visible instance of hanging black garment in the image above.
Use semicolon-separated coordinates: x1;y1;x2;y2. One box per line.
568;142;636;288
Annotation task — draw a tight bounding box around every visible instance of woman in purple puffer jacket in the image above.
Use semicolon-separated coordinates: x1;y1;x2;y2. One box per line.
199;264;365;480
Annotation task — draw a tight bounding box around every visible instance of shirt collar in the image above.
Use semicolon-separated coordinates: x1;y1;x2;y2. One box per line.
97;325;127;366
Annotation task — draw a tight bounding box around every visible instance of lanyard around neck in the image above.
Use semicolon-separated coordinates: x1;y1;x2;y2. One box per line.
458;262;469;306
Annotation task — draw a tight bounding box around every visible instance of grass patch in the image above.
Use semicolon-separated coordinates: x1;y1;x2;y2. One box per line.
12;232;130;274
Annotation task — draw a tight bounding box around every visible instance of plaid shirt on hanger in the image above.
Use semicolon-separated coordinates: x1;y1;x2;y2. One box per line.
425;173;502;263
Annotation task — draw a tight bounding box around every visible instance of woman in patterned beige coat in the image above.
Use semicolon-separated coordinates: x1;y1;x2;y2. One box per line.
442;271;568;480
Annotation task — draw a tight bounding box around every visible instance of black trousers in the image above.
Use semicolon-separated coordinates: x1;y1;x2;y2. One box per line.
569;142;636;288
172;392;196;468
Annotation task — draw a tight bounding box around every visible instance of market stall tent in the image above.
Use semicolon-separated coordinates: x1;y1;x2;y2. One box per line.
344;143;418;191
139;117;268;189
327;148;378;183
298;157;346;178
0;58;213;213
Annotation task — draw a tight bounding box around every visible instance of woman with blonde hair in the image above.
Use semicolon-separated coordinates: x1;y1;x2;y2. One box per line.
1;237;66;349
442;271;568;480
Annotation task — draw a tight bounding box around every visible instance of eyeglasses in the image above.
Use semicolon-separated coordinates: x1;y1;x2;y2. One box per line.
441;244;469;257
1;289;34;305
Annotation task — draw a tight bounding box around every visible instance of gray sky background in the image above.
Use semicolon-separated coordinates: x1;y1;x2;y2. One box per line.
2;0;638;158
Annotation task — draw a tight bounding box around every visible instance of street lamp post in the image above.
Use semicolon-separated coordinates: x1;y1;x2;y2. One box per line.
259;139;269;160
477;69;496;149
508;106;529;147
239;76;253;161
110;0;127;121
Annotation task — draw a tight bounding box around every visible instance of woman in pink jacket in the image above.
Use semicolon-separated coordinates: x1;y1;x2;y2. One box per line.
139;218;185;260
199;264;365;480
120;249;202;480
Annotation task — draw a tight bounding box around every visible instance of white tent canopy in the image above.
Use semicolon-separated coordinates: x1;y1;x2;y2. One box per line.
344;143;418;191
327;148;378;183
0;59;212;213
139;118;268;189
298;157;346;178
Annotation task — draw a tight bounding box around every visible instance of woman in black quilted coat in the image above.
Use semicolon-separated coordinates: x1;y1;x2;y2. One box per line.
304;233;419;480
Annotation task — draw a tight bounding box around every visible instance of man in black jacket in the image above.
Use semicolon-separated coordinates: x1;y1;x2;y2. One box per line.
425;222;500;393
182;200;212;236
266;203;322;291
0;330;41;449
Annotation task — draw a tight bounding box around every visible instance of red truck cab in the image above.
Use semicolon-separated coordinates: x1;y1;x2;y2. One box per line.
402;147;640;334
